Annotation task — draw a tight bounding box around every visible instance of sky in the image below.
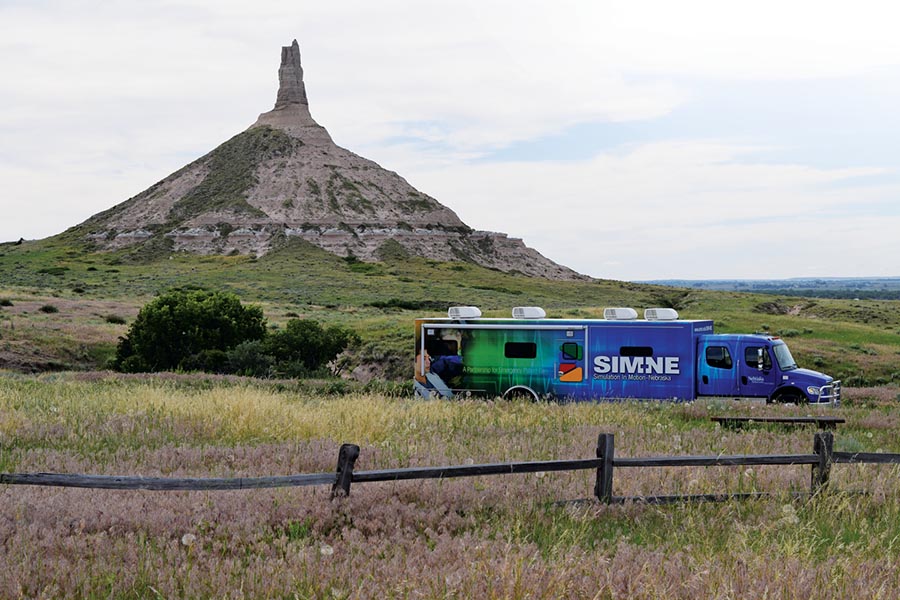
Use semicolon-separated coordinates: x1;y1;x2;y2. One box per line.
1;0;899;280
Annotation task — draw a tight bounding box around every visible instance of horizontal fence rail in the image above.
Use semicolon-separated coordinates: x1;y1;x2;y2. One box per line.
613;454;819;468
835;452;900;465
0;458;605;493
0;472;338;491
2;432;900;504
351;458;605;484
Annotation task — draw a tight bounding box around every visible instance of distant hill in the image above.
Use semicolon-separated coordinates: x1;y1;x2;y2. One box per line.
642;277;900;300
62;39;582;281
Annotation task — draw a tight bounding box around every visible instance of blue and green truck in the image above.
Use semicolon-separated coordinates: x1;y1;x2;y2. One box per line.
414;306;840;404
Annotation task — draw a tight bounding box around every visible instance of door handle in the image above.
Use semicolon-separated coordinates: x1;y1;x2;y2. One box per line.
741;376;748;385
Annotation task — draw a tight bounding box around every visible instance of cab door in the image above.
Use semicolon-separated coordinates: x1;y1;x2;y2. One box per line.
738;342;777;398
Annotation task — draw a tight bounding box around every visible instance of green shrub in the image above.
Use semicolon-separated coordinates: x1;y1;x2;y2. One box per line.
367;298;449;311
39;304;59;314
264;319;359;377
0;299;12;307
226;340;275;377
105;314;127;325
180;349;229;374
113;289;266;373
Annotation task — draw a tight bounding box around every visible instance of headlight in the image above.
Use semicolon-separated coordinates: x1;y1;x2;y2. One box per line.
807;386;821;397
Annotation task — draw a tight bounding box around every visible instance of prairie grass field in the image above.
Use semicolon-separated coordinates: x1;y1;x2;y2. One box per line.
2;374;900;598
3;239;900;597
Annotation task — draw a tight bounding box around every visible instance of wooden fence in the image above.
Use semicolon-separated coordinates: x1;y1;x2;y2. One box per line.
3;432;900;503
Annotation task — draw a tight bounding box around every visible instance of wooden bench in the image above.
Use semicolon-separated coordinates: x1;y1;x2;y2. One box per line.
711;416;845;430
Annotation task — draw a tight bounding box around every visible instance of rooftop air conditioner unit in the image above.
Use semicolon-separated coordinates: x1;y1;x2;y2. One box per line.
512;306;546;319
448;306;482;319
644;308;680;321
603;307;638;321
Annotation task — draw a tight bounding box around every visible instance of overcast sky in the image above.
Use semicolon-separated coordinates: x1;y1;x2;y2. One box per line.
2;0;899;280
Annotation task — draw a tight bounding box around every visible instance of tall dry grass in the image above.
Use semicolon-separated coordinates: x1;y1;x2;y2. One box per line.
1;374;900;598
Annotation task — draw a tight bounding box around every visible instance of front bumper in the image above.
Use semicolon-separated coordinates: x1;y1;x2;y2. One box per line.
816;380;841;405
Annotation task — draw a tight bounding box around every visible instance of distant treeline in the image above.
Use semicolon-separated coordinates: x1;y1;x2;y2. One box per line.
750;289;900;300
645;278;900;300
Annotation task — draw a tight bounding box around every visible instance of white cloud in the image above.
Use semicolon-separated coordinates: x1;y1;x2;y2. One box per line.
1;0;899;279
398;141;898;279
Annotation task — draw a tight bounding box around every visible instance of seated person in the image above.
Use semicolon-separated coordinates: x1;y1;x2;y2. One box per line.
430;353;463;385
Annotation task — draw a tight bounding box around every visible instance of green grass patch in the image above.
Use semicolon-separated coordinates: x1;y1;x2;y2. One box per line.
1;234;899;381
168;126;295;224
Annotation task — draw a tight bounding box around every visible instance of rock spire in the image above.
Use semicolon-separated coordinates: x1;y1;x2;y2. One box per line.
252;39;331;143
274;40;309;108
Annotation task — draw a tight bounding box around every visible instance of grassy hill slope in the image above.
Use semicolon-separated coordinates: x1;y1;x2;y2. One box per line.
1;235;898;385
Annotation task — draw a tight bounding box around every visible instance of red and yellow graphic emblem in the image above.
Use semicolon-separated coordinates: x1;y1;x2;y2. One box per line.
558;363;583;382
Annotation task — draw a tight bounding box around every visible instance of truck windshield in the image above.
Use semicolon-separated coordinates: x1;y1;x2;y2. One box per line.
773;343;798;371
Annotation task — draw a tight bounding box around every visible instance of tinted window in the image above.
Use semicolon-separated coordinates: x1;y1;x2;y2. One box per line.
426;339;458;357
744;346;772;370
620;346;653;357
505;342;537;359
706;346;733;369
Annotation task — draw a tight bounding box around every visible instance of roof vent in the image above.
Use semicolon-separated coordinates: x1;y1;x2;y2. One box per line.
644;308;679;321
448;306;482;319
512;306;546;319
603;307;638;321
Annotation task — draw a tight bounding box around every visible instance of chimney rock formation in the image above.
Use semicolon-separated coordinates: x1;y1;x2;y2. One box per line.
76;40;583;280
275;40;309;108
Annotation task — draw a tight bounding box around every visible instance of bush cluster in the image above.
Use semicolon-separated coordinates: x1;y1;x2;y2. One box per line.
222;319;358;378
113;289;358;377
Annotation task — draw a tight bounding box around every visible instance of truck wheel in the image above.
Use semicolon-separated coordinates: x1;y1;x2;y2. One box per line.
773;389;806;404
503;386;539;402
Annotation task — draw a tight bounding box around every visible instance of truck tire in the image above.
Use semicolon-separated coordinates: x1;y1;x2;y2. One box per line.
503;386;539;402
772;388;807;404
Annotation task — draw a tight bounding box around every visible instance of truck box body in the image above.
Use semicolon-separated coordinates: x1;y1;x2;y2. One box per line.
415;312;839;404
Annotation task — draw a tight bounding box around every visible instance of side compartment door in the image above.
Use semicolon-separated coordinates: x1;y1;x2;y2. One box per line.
738;342;777;397
697;339;738;396
553;329;588;398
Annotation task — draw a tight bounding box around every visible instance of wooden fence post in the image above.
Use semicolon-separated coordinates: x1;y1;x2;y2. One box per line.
811;431;834;495
595;433;615;504
331;443;360;499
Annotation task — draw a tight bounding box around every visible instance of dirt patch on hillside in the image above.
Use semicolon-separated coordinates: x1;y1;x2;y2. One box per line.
753;301;816;316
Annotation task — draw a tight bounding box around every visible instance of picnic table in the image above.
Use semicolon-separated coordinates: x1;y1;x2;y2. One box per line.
711;415;845;430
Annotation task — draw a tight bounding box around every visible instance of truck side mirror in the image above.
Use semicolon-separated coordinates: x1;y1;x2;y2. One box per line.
757;348;765;371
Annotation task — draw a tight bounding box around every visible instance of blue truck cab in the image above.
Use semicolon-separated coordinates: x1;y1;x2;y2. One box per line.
415;306;840;404
698;333;840;404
